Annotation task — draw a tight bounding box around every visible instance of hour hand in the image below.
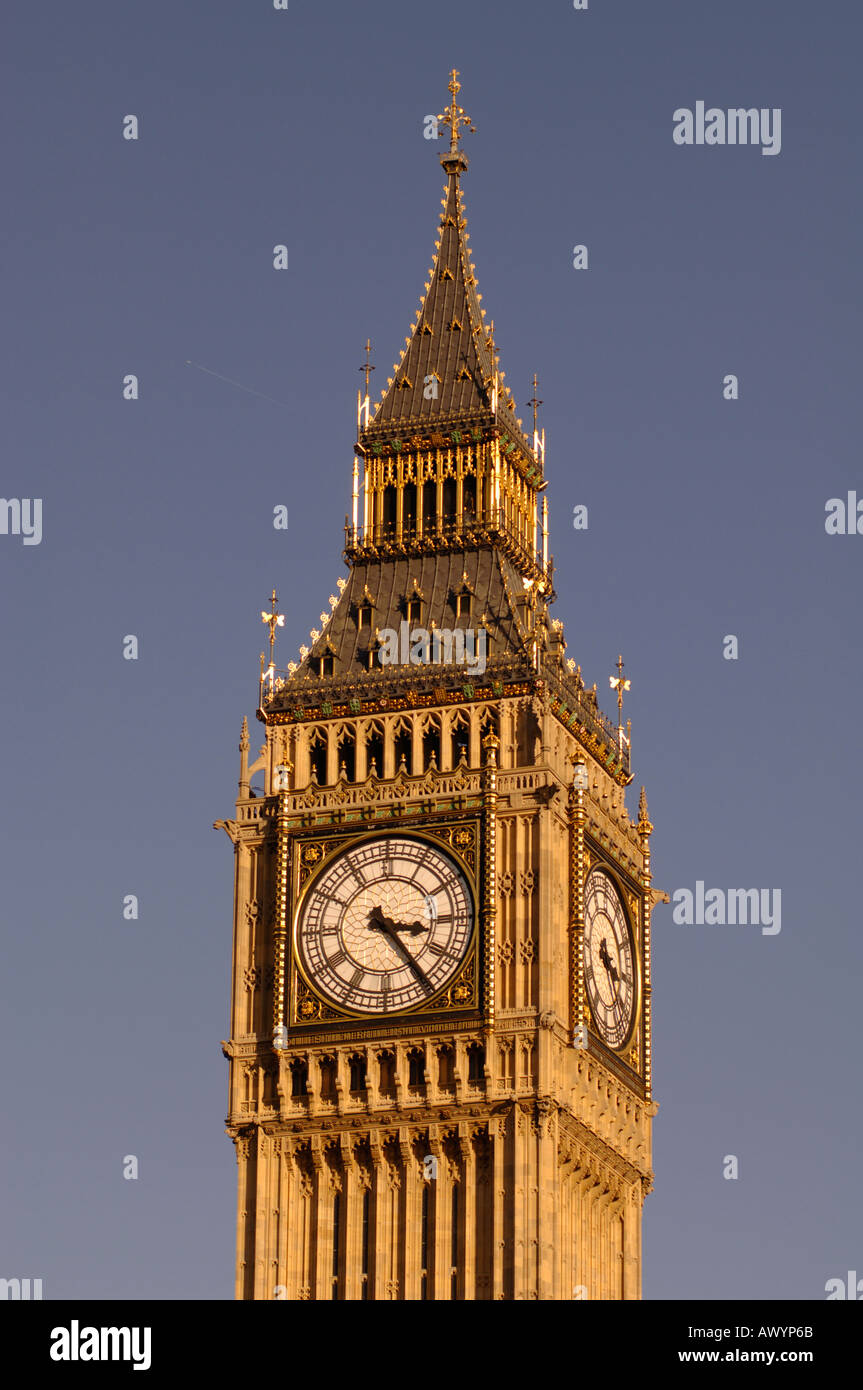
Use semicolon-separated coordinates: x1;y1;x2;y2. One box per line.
368;905;424;937
368;905;396;934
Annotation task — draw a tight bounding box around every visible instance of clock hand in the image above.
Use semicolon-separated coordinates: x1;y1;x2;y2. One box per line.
392;919;425;936
368;905;424;937
368;907;434;992
368;904;398;932
598;937;620;987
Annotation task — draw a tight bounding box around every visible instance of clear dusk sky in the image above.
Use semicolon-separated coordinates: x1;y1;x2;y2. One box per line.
2;0;861;1300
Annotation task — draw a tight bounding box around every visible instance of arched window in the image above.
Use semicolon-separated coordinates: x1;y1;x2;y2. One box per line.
422;718;441;771
308;731;328;785
422;480;437;531
393;719;413;774
319;1056;337;1100
403;482;417;534
337;728;355;782
382;485;397;534
437;1045;455;1088
408;1048;426;1087
366;724;384;778
450;713;470;766
463;478;476;521
467;1043;485;1083
442;478;457;524
378;1050;396;1096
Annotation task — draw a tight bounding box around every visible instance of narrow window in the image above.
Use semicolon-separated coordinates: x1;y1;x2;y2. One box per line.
467;1044;485;1082
408;1050;425;1086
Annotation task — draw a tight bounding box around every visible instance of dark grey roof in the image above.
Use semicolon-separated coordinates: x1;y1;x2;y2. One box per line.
362;171;534;457
291;546;534;683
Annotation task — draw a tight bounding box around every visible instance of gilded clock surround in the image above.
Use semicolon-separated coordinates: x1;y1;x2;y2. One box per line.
289;822;482;1024
583;865;640;1054
218;74;659;1301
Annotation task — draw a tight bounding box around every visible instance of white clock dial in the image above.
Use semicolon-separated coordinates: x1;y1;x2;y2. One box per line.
296;835;474;1014
583;869;636;1049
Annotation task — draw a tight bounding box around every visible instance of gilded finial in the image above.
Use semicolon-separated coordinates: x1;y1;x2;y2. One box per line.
261;590;285;667
437;69;475;173
609;654;631;756
526;374;543;433
638;787;653;835
358;338;375;394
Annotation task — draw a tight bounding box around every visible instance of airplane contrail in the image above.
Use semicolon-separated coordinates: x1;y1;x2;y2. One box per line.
185;360;289;406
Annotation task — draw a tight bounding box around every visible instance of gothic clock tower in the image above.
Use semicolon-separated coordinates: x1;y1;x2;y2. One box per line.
218;73;658;1301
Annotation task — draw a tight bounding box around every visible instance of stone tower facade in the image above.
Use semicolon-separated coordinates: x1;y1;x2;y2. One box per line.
218;74;658;1301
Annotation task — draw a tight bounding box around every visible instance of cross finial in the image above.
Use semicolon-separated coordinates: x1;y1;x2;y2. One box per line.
358;338;375;394
438;69;475;164
609;654;632;749
526;374;543;433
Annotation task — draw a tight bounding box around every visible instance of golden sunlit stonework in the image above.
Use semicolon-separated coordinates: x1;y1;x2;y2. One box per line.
218;74;659;1301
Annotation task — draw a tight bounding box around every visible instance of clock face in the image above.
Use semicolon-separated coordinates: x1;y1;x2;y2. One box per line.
295;835;474;1015
583;869;636;1049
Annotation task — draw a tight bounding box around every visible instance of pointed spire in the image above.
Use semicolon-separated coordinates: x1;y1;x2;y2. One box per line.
362;71;534;457
369;163;494;425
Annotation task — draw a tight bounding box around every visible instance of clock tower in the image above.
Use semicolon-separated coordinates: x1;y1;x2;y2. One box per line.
219;73;658;1301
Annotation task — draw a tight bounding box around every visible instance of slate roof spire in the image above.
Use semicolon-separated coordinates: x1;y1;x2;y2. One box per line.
363;71;532;453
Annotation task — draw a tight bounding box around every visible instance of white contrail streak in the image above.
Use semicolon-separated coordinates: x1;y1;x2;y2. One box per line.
185;360;288;406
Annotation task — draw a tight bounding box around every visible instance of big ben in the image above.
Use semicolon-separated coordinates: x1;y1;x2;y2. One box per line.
218;73;659;1301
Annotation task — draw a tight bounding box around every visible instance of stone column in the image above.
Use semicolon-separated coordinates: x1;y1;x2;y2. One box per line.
340;1136;361;1301
459;1125;475;1301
